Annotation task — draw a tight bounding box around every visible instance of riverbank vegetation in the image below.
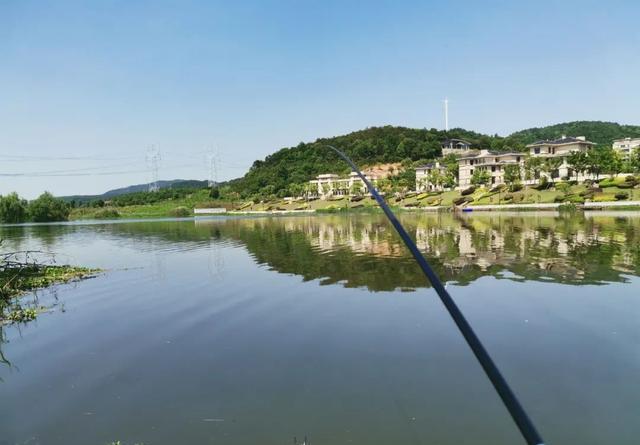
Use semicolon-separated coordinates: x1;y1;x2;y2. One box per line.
0;192;71;224
0;249;98;323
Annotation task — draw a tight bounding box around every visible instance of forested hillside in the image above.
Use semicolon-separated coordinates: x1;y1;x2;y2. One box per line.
232;126;514;197
509;121;640;146
229;121;640;198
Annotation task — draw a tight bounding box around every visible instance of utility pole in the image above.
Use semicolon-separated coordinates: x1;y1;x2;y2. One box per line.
146;146;161;192
443;97;449;131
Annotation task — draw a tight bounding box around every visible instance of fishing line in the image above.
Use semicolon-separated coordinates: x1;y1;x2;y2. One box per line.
327;145;545;445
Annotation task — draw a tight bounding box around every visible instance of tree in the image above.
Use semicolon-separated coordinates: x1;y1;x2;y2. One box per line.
586;149;607;179
524;156;544;181
471;169;491;186
427;170;442;191
350;182;363;196
503;164;521;190
28;192;70;222
210;187;220;199
442;154;459;180
567;151;589;180
543;157;563;182
603;148;623;178
441;172;457;189
630;147;640;173
0;192;28;223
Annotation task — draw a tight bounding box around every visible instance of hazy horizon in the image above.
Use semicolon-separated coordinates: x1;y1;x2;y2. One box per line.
2;0;639;198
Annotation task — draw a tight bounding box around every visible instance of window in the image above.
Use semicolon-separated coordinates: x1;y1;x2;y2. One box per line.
534;147;540;154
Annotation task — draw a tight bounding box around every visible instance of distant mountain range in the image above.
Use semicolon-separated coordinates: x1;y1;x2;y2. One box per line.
60;179;209;203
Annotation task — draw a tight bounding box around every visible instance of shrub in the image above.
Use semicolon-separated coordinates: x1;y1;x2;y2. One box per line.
533;177;551;190
592;194;617;202
615;192;629;201
579;190;595;198
503;194;514;201
0;192;28;223
350;196;364;202
93;208;120;219
453;196;468;206
490;184;507;193
461;186;476;196
28;192;70;222
509;183;523;192
617;182;634;189
169;207;191;217
566;195;585;204
416;193;429;201
598;178;616;188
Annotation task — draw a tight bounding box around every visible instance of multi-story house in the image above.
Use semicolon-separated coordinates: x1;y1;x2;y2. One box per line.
415;161;448;192
457;150;524;188
526;136;594;179
441;138;474;156
612;137;640;160
309;172;378;198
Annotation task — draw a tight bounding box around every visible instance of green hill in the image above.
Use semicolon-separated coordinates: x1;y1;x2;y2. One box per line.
509;121;640;146
232;126;508;197
229;121;640;198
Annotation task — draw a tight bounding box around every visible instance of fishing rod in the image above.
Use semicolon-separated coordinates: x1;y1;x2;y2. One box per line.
326;145;545;445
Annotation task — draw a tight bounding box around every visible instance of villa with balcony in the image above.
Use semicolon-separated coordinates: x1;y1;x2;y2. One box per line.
526;135;594;180
458;150;524;188
441;138;474;156
613;137;640;160
309;172;379;199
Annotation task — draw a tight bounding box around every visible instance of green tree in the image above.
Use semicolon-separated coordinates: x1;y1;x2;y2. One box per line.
471;169;491;186
427;170;442;190
603;148;623;178
503;164;521;190
350;182;363;196
442;154;459;180
210;187;220;199
28;192;70;222
543;157;563;182
524;156;543;181
0;192;28;223
567;151;589;180
630;147;640;173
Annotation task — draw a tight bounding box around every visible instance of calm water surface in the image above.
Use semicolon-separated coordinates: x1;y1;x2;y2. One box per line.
1;212;639;445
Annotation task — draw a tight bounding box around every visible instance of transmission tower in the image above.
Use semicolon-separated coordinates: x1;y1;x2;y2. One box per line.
146;146;161;192
206;149;219;188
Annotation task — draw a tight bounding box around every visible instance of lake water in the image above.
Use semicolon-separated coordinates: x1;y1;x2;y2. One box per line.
1;212;639;445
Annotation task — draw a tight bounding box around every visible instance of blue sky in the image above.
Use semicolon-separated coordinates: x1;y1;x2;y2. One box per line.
1;0;639;198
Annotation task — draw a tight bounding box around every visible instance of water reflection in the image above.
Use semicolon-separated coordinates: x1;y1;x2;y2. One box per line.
2;212;639;292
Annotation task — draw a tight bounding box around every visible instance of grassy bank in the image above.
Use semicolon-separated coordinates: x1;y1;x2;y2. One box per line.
68;179;640;220
70;189;228;220
0;260;98;323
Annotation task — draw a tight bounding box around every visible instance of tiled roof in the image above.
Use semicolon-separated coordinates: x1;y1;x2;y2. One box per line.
527;137;593;146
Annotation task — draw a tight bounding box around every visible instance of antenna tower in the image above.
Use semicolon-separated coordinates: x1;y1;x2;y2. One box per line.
443;97;449;131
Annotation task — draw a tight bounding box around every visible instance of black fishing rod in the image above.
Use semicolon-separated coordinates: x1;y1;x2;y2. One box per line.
326;145;545;445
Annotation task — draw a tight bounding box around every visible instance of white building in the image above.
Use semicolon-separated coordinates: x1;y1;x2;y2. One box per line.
309;172;378;199
526;135;594;180
415;162;448;192
458;150;524;188
613;137;640;160
441;138;474;156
